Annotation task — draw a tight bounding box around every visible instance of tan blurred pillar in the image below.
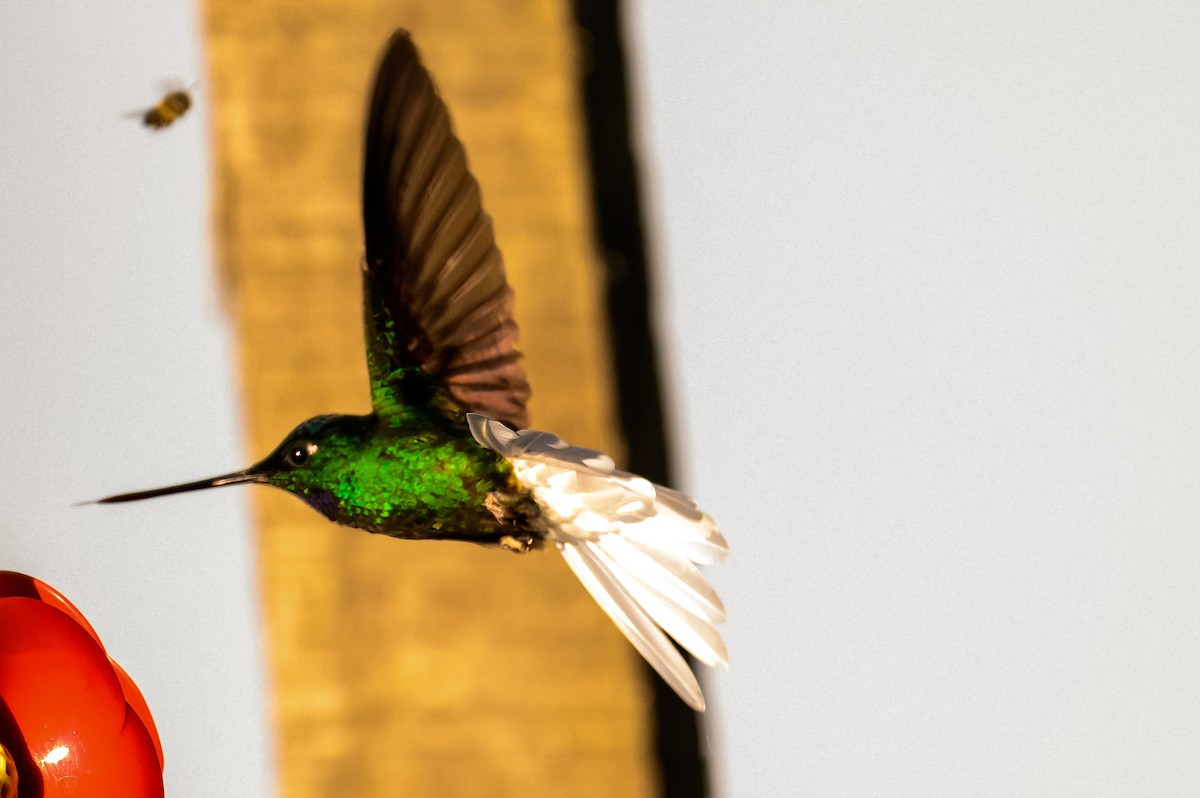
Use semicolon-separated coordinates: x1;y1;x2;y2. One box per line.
202;1;659;796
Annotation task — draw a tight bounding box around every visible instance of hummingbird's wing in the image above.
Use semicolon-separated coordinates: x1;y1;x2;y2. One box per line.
361;31;530;428
469;414;729;712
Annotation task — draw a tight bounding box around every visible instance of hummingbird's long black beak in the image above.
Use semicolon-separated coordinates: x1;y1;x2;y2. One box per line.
85;470;262;504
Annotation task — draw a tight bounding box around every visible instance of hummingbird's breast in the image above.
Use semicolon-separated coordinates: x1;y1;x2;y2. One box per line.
317;420;532;544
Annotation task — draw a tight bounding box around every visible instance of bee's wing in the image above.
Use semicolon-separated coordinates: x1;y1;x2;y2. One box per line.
361;30;530;428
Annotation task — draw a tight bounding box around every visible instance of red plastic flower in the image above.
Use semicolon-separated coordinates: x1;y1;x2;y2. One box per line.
0;571;164;797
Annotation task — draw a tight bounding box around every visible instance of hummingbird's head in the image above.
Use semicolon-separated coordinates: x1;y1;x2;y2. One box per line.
252;414;376;519
92;413;376;520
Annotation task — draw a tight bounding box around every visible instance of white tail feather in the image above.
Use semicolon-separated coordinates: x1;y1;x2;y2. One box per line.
560;541;706;711
620;511;728;566
468;414;729;712
596;535;725;623
598;540;728;668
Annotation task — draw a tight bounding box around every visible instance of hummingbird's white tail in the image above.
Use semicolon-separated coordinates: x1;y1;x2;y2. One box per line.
468;414;728;712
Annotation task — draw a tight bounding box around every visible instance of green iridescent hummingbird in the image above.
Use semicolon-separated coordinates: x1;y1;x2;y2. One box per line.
95;30;728;711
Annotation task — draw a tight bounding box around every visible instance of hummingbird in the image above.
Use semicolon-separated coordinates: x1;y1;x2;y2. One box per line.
95;30;728;712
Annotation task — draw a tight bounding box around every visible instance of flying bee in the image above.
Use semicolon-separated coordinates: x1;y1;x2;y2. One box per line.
129;85;194;130
141;89;191;129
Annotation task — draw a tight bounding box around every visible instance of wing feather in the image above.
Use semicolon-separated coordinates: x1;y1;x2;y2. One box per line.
362;31;529;427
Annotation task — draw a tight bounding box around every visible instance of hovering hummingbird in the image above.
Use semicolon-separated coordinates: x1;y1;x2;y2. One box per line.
95;30;728;711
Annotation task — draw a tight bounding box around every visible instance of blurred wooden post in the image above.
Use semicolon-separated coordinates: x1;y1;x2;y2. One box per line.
202;2;658;795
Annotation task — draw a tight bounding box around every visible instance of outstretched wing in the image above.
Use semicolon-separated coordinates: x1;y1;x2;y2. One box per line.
469;414;729;712
361;30;530;428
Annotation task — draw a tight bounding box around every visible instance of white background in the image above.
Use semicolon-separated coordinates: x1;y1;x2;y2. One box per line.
0;3;273;795
628;2;1200;795
3;2;1200;797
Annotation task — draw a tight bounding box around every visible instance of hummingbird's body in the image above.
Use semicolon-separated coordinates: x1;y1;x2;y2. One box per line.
97;31;728;712
264;409;525;544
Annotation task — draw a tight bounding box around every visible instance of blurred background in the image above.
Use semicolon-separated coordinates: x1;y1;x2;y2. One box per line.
3;1;1200;796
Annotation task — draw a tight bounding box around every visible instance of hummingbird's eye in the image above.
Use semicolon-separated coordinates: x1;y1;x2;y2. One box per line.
285;442;316;468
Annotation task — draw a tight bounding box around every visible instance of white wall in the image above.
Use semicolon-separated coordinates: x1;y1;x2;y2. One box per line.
628;2;1200;795
0;4;274;796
